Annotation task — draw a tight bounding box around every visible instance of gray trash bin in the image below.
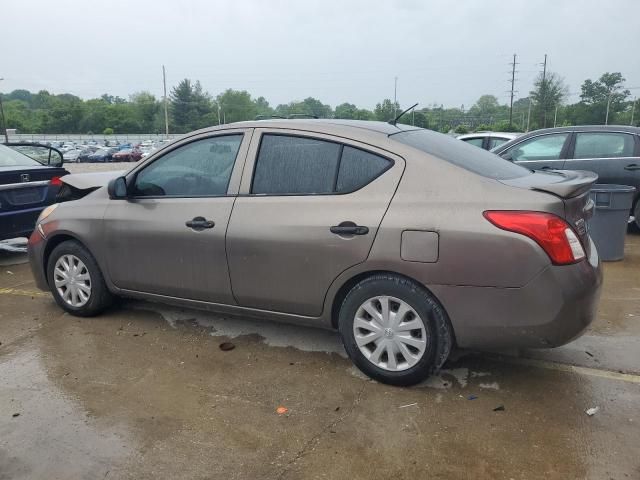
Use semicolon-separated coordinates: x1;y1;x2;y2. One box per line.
588;184;636;261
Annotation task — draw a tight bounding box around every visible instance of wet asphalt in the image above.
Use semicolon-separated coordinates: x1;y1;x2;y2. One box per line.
0;231;638;479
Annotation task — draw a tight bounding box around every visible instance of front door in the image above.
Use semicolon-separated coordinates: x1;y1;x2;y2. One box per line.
226;130;404;317
503;132;571;170
103;131;251;303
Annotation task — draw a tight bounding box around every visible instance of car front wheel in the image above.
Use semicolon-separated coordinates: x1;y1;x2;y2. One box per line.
338;274;452;386
47;240;113;317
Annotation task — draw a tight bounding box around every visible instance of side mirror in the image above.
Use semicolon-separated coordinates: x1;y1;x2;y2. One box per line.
108;176;129;199
501;151;513;161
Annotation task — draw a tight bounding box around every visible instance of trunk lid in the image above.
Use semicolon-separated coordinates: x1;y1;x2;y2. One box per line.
0;166;68;212
500;169;598;250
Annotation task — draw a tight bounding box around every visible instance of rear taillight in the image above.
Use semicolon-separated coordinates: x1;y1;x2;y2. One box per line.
49;176;63;186
483;211;585;265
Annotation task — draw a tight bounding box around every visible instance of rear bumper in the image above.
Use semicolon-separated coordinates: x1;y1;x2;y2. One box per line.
0;207;43;241
431;237;603;350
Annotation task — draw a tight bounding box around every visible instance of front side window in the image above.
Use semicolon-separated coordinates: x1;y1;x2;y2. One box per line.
462;137;484;148
134;135;243;197
251;135;391;195
574;132;635;159
509;133;569;162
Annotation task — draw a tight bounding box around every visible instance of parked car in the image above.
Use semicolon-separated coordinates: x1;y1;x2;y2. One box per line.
87;147;117;162
77;148;97;163
0;143;67;241
457;132;520;150
491;125;640;229
28;120;601;385
112;148;143;162
63;149;82;162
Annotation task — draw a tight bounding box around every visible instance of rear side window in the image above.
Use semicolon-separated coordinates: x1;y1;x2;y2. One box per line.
574;132;635;159
252;135;391;195
393;129;530;180
336;146;390;192
489;137;509;149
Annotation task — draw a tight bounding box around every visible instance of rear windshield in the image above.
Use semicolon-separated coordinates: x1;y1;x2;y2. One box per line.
0;144;41;167
392;129;531;180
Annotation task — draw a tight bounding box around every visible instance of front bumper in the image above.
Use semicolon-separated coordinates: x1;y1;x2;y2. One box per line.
431;237;603;350
27;228;49;291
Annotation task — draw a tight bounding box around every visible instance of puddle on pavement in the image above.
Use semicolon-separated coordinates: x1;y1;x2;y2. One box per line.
130;300;348;357
0;349;131;480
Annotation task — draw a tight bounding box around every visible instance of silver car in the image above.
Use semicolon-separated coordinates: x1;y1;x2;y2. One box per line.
28;120;602;385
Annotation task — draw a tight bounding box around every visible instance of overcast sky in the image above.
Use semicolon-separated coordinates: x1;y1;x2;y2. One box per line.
3;0;639;110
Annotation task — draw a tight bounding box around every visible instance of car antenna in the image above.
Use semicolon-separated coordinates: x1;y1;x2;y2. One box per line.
389;103;418;126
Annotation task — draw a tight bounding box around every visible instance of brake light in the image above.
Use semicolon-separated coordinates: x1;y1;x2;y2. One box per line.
49;176;63;186
483;211;585;265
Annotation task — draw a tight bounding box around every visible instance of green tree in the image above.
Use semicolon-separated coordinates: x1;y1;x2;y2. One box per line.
217;89;256;123
374;99;400;121
579;72;630;124
169;79;214;132
529;72;568;129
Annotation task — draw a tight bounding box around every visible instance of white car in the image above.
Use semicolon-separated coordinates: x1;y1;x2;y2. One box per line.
457;132;520;151
63;149;81;162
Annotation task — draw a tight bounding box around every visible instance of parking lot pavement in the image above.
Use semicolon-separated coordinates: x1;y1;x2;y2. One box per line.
64;161;137;174
0;235;638;480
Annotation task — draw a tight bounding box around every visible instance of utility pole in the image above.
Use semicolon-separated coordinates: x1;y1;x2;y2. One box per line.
162;66;169;135
631;97;637;126
554;105;558;127
540;54;548;127
0;78;7;143
508;54;518;128
526;98;532;132
605;90;614;125
393;76;398;120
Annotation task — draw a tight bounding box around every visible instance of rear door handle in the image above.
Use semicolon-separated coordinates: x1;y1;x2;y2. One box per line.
330;221;369;236
624;164;640;171
186;216;215;231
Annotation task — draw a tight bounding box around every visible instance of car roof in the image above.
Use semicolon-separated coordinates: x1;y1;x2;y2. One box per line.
520;125;640;135
457;132;519;140
184;119;421;142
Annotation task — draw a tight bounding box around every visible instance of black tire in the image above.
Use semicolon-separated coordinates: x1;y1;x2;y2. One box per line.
338;274;452;386
630;200;640;233
47;240;113;317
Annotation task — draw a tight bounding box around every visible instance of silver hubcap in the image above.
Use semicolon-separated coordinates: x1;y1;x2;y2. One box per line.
54;254;91;307
353;296;428;372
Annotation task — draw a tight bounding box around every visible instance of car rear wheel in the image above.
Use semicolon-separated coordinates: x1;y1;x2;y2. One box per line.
632;200;640;232
338;274;452;386
47;240;113;317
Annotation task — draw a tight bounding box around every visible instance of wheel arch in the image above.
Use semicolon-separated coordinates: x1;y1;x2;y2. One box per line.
329;269;456;344
43;233;89;281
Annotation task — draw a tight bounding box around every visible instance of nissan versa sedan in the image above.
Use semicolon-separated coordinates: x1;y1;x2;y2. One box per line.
28;120;602;385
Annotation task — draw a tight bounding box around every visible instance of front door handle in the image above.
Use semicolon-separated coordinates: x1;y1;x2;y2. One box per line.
330;221;369;236
186;216;215;231
540;166;552;170
624;164;640;171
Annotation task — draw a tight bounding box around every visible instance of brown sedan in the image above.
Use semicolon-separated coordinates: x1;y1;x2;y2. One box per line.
28;120;602;385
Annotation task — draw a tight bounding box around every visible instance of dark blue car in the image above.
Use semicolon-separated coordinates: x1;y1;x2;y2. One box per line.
0;143;68;241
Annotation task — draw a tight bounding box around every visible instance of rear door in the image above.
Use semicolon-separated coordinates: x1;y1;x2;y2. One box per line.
103;130;251;303
226;129;404;316
565;131;640;187
501;132;571;170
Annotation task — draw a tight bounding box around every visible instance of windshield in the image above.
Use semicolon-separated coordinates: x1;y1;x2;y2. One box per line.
392;129;531;180
0;144;42;167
